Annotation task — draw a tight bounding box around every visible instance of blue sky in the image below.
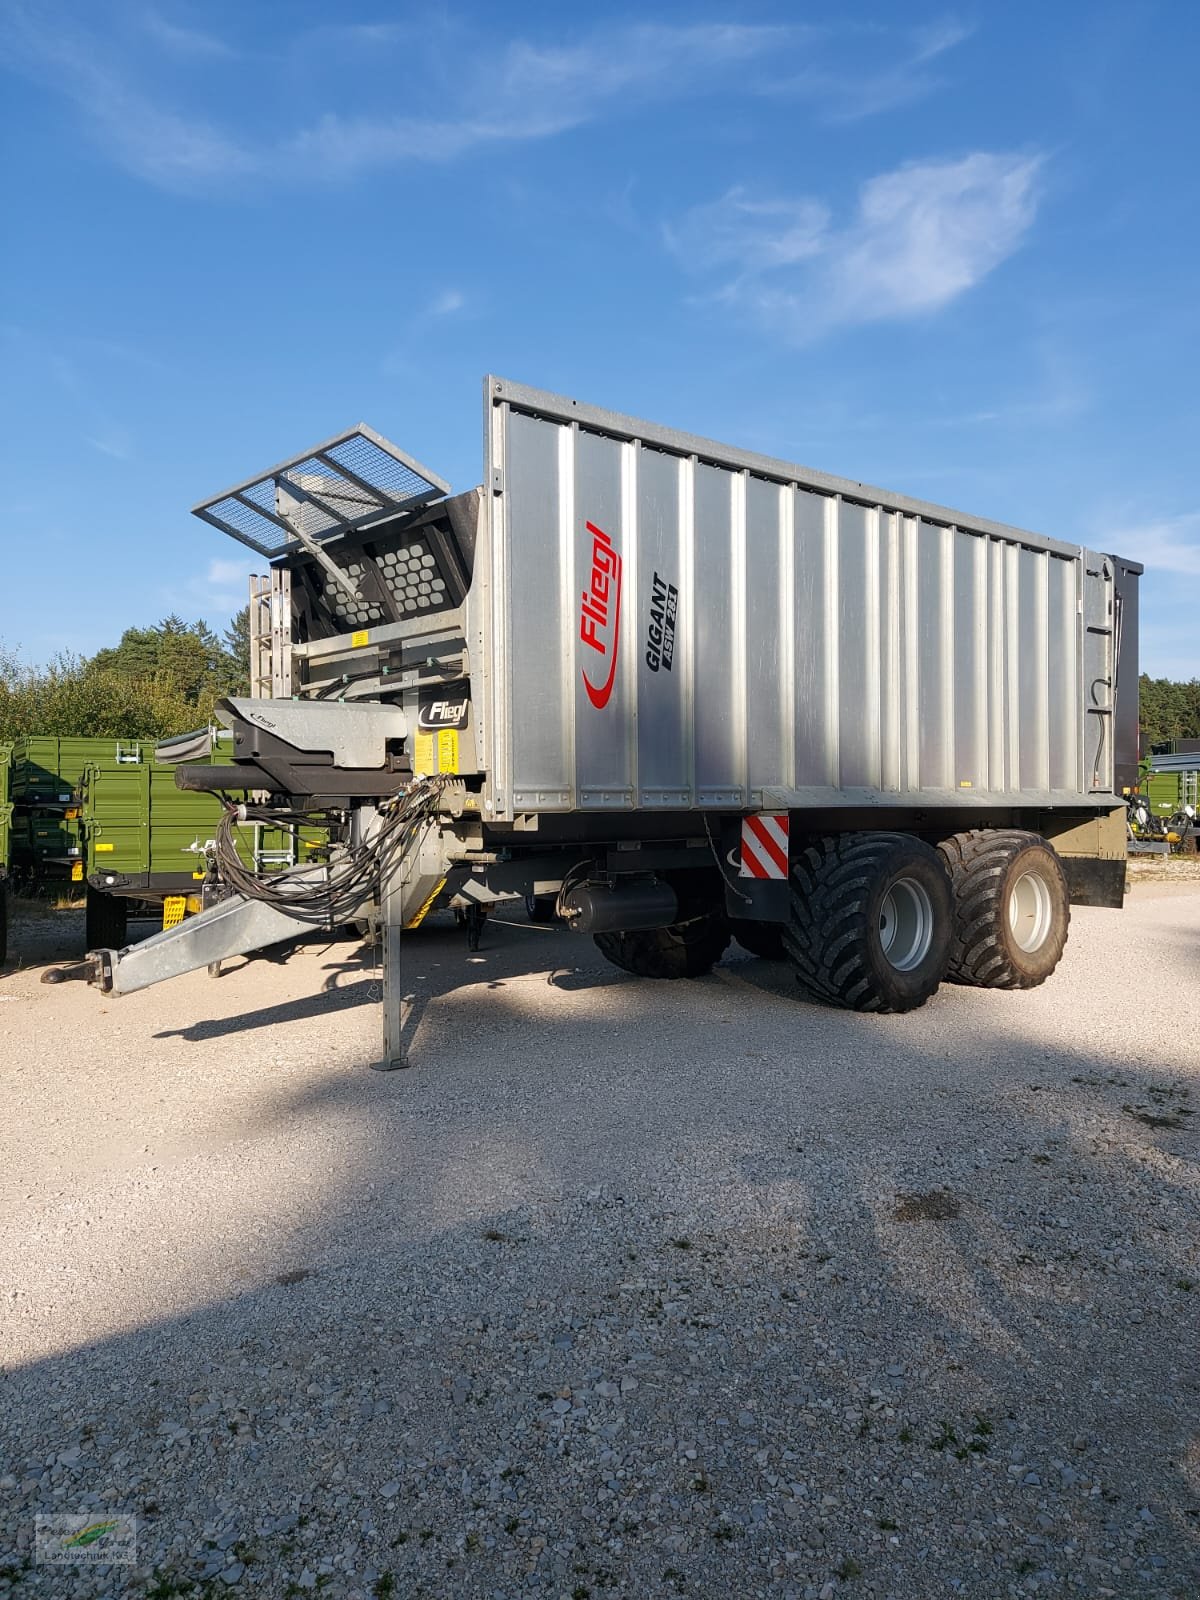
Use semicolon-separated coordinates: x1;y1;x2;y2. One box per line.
1;1;1197;677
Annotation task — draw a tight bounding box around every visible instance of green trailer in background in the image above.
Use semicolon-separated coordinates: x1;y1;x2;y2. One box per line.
8;736;150;889
0;743;12;963
79;729;327;949
0;731;327;956
1144;767;1199;817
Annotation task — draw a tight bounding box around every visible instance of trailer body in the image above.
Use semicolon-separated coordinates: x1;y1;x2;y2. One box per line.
481;381;1138;817
80;378;1142;1064
9;735;141;884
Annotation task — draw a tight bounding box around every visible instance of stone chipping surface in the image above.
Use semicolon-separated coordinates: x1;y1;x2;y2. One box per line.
0;877;1198;1599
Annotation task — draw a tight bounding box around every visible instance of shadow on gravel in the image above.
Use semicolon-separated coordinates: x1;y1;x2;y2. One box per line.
4;912;1200;1598
153;976;380;1042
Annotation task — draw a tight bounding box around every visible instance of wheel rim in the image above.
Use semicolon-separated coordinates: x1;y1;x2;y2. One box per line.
877;877;934;972
1008;869;1054;953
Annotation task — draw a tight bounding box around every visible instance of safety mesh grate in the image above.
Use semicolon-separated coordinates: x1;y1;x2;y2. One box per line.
193;425;450;557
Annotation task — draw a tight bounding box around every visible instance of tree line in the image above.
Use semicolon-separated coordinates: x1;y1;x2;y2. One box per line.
0;612;250;741
1137;675;1200;750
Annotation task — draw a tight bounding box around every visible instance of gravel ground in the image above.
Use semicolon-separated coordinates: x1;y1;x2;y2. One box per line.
1;875;1198;1600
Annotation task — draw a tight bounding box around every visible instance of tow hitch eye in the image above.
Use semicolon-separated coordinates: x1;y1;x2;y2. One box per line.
41;952;112;990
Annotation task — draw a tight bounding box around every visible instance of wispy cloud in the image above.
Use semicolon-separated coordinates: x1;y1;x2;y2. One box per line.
1106;513;1200;579
665;190;829;274
207;557;254;588
1104;512;1200;677
669;152;1043;341
0;12;792;190
85;425;134;461
174;557;256;620
379;287;472;378
140;8;234;62
764;14;974;123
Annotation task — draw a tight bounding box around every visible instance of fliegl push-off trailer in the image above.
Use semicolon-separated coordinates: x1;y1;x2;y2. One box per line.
62;378;1141;1067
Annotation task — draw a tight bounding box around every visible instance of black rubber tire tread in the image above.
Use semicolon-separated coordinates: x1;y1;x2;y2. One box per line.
937;829;1070;989
525;892;558;924
594;911;731;979
730;918;787;960
782;833;953;1013
0;881;7;965
84;885;128;952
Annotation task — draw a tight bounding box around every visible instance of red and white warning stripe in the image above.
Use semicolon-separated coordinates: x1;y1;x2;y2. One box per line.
739;812;790;879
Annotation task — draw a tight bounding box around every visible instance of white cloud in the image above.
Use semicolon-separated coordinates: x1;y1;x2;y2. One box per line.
429;289;465;317
831;152;1042;320
141;8;234;61
764;14;974;123
664;189;829;275
0;12;792;190
670;152;1043;341
1105;513;1200;579
206;557;255;588
172;557;256;622
1099;513;1200;678
85;425;134;461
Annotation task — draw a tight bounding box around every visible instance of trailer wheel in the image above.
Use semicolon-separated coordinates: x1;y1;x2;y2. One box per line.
525;892;558;923
783;833;952;1013
84;886;128;951
594;910;730;979
730;918;786;960
937;830;1070;988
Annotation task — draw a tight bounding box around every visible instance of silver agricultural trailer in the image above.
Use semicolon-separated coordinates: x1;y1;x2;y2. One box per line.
63;378;1141;1067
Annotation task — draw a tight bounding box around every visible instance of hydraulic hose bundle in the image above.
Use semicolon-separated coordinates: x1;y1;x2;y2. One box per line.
211;775;448;928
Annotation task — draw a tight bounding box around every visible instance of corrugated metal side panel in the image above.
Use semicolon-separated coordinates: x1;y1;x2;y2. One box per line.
493;392;1102;815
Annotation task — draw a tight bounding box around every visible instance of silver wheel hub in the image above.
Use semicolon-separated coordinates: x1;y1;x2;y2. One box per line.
878;877;934;972
1008;869;1053;953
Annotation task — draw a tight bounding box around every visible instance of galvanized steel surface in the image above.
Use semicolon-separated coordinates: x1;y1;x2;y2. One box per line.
482;379;1133;818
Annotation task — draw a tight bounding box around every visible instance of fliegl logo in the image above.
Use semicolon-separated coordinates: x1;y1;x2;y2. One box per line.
579;519;623;710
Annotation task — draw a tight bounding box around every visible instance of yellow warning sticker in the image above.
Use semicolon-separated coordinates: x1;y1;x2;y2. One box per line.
413;730;435;775
162;895;186;929
351;629;370;648
192;870;206;880
413;728;459;775
71;862;83;882
958;780;973;788
95;842;114;852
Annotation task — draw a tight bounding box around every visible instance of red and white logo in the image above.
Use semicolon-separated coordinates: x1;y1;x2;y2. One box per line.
740;813;790;879
579;519;623;710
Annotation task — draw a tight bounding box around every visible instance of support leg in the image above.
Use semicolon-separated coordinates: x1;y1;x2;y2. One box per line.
374;854;413;1071
465;903;487;953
